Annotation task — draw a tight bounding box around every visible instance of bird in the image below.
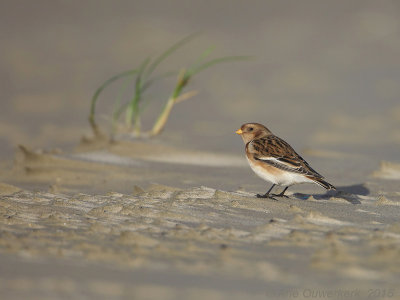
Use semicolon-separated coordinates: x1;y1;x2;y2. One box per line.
236;123;335;199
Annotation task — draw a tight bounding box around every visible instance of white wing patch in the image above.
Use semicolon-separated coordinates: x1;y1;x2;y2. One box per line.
256;157;300;171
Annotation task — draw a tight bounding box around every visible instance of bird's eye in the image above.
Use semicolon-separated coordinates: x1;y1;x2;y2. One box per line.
248;127;253;131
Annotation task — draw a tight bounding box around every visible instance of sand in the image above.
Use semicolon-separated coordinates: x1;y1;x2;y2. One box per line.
0;139;399;299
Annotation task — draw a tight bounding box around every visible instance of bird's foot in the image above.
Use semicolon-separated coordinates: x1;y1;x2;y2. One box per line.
256;193;278;201
271;193;289;198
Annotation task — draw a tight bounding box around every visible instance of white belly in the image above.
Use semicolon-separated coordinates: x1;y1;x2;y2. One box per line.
246;157;313;186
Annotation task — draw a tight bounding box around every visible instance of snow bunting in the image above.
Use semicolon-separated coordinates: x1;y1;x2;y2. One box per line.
236;123;335;199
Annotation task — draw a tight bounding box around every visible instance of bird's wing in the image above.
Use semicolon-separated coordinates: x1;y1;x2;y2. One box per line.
248;136;324;178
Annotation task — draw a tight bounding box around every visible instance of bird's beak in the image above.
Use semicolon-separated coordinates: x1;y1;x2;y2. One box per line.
235;129;243;135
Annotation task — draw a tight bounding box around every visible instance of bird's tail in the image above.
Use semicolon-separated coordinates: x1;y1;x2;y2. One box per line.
307;177;336;190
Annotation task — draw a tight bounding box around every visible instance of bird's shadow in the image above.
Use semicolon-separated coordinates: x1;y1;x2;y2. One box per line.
292;183;369;205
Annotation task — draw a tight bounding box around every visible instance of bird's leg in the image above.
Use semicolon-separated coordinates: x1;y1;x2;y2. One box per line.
272;186;289;198
257;184;277;199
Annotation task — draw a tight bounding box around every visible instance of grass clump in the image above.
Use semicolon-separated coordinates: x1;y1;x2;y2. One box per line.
88;34;249;138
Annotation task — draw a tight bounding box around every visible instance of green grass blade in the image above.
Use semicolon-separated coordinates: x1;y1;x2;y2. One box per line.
135;57;151;90
190;46;214;70
135;57;152;98
113;101;130;123
126;57;151;129
126;57;151;118
188;56;252;77
142;71;177;92
89;69;138;122
111;76;133;131
144;33;200;80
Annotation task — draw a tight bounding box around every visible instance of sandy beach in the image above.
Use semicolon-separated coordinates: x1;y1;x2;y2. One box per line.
1;1;400;299
1;140;400;299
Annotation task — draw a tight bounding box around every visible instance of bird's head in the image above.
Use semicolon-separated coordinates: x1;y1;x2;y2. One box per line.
235;123;272;143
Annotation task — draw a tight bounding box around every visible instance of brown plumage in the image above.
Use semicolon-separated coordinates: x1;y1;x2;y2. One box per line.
236;123;335;199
